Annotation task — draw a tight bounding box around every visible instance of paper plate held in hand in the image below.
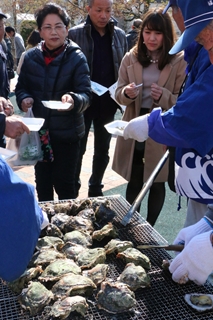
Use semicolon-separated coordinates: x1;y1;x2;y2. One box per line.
0;147;17;161
42;100;71;110
22;118;45;131
104;120;128;137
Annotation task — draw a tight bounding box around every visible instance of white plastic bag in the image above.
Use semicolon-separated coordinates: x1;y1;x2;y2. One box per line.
7;108;43;166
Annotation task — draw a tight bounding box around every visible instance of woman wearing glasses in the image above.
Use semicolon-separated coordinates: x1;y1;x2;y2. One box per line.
15;3;92;201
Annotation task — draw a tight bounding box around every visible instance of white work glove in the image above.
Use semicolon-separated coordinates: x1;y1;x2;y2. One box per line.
123;114;149;142
41;210;49;230
173;217;212;248
169;231;213;285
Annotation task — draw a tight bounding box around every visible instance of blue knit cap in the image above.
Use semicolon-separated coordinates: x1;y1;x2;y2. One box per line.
170;0;213;54
163;0;178;14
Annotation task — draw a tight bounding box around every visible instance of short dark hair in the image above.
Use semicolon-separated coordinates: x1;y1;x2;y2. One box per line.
34;2;70;30
27;29;42;46
133;19;143;29
5;26;15;33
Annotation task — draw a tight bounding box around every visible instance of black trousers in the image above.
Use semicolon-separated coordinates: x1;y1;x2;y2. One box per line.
35;140;80;201
75;115;114;196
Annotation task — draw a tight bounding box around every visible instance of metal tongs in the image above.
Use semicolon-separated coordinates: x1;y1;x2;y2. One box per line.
121;149;170;226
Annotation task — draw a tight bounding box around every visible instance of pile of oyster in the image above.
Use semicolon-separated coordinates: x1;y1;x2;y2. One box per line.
8;198;151;319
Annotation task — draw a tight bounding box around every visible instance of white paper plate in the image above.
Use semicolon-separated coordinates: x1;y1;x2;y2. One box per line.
22;118;45;131
42;100;71;110
0;147;17;161
104;120;128;137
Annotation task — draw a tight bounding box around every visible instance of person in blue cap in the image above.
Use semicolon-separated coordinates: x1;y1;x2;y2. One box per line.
122;0;213;285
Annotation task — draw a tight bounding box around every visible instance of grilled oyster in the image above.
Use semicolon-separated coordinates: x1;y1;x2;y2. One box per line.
97;280;136;314
76;247;106;269
116;247;151;270
57;242;85;260
8;266;42;294
28;248;65;268
83;263;109;286
51;274;96;299
92;222;118;241
36;236;64;250
54;201;78;215
39;203;55;216
62;209;95;234
63;230;92;247
117;263;150;291
94;203;117;228
51;213;70;229
184;293;213;312
50;296;88;319
105;239;133;254
46;223;63;238
39;259;81;282
18;281;54;316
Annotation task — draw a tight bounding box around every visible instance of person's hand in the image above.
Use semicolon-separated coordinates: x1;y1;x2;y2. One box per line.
0;97;8;113
123;114;149;141
169;231;213;285
4;100;14;117
173;218;213;249
124;82;140;99
151;83;163;102
21;97;34;112
59;94;74;111
4;117;30;138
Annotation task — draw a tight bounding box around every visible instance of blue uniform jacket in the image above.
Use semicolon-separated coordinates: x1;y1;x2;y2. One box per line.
0;157;42;281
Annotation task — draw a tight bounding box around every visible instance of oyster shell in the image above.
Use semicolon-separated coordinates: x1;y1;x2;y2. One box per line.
18;281;54;316
46;223;63;238
57;242;85;260
97;280;136;314
92;222;118;241
39;259;81;282
94;203;117;228
28;248;65;268
51;213;70;229
50;295;88;319
105;239;133;254
8;266;42;294
76;247;106;269
184;293;213;312
83;263;109;285
51;274;96;299
36;236;64;250
117;263;150;291
116;247;151;270
53;201;78;215
63;230;92;247
62;209;95;234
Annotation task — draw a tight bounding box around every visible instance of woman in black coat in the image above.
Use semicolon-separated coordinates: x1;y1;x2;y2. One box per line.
15;3;92;201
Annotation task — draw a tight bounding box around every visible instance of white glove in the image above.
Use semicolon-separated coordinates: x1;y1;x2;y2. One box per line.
169;231;213;285
123;114;149;142
173;217;212;248
41;210;49;229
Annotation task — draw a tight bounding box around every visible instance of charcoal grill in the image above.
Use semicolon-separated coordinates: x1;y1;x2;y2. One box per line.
1;195;213;320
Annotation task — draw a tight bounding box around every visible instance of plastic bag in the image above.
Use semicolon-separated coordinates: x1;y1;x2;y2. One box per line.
7;108;43;166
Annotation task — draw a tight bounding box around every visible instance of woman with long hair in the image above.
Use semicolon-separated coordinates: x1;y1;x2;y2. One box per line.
112;8;186;226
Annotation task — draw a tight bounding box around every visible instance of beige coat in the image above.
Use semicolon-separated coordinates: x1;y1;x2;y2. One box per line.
112;50;186;182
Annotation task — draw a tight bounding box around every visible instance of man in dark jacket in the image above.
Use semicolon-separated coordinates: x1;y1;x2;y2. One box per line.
15;3;92;201
126;18;142;51
68;0;127;197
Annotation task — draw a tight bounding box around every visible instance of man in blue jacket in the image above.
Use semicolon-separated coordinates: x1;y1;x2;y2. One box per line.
0;157;48;282
122;0;213;285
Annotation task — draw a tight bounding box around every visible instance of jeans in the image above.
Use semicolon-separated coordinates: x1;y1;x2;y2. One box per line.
35;140;80;201
75;115;114;196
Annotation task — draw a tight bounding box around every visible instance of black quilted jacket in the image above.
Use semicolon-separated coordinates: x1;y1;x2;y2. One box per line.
15;40;92;143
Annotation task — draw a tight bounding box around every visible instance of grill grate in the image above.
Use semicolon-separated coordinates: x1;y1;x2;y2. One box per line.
1;195;213;319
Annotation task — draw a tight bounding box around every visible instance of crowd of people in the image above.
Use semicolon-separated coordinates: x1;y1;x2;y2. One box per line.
1;0;213;286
